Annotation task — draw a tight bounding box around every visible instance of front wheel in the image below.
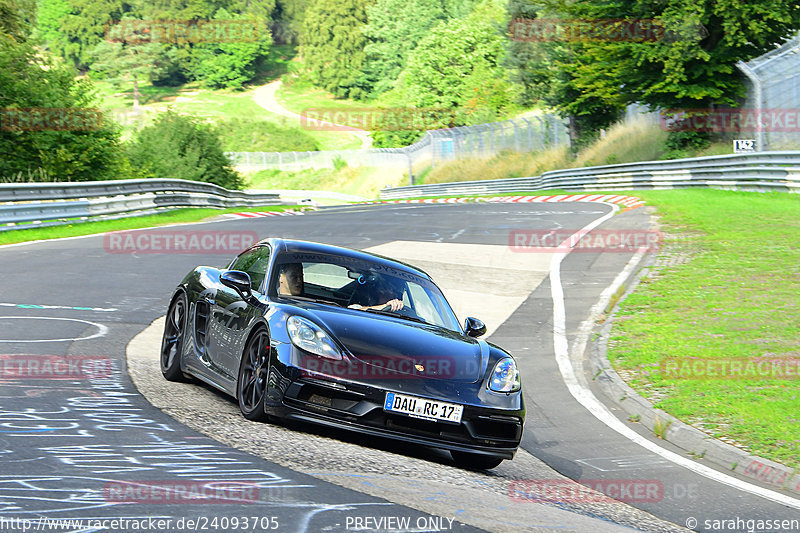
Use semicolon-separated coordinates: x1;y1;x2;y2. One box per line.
161;293;189;381
237;328;271;422
451;450;504;470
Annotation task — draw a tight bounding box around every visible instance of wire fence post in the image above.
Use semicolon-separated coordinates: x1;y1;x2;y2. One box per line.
737;60;765;151
429;132;436;169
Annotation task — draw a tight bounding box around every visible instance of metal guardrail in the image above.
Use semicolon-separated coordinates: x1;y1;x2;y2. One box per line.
0;178;282;230
380;151;800;198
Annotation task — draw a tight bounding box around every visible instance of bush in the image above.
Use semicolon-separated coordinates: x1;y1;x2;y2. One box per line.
371;130;423;148
0;35;123;181
665;130;711;158
214;118;320;152
126;111;243;189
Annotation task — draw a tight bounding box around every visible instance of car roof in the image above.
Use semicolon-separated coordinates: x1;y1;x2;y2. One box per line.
260;238;432;280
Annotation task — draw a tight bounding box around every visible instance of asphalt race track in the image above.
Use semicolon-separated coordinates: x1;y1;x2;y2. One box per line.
0;201;798;533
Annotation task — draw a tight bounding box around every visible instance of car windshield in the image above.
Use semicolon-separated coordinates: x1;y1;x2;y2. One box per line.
271;252;461;332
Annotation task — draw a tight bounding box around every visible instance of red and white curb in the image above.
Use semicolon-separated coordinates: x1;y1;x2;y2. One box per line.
363;194;645;209
224;209;315;220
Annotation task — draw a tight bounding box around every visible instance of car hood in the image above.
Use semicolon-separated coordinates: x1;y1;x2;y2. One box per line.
306;306;487;383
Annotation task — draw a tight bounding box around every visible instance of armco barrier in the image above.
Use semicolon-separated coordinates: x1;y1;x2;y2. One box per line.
0;178;282;231
380;151;800;198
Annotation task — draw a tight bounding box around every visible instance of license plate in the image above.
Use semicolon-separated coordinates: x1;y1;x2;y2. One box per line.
383;392;463;424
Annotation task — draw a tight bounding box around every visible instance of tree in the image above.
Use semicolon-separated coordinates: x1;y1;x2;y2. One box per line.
52;0;127;68
188;8;273;89
501;1;626;146
536;0;800;147
271;0;310;44
127;111;243;189
359;0;449;96
300;0;374;98
89;38;168;108
0;29;121;181
404;0;511;124
36;0;78;61
1;0;35;41
503;0;546;107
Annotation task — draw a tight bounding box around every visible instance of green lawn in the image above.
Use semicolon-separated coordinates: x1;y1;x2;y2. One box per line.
276;77;386;115
93;78;364;151
0;205;305;246
606;189;800;468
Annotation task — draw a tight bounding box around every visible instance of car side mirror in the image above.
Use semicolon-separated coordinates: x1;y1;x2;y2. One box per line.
221;270;253;300
464;317;487;338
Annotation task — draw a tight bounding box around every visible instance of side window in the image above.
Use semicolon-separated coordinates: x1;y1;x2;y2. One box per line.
229;246;271;292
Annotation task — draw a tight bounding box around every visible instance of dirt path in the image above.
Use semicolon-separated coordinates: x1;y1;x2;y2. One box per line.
253;80;373;149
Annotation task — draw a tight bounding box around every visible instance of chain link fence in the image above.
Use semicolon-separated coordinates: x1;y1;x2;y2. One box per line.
738;32;800;150
226;114;569;182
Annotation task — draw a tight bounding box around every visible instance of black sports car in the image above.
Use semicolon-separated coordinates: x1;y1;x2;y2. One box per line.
160;238;525;469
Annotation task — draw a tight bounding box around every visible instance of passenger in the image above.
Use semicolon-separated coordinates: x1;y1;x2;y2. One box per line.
349;277;404;311
278;263;304;296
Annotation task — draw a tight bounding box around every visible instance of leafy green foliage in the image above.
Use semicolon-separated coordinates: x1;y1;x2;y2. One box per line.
1;0;36;41
53;0;127;68
405;0;511;124
299;0;373;99
271;0;310;44
0;30;122;182
502;0;542;107
504;1;626;146
664;130;711;159
36;0;276;89
538;0;800;130
214;117;320;151
359;0;449;96
89;31;170;107
36;0;77;59
371;129;423;148
187;8;273;89
126;111;243;189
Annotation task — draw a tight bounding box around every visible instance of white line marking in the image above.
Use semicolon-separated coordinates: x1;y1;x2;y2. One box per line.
450;229;466;240
0;303;118;312
549;204;800;509
0;316;108;343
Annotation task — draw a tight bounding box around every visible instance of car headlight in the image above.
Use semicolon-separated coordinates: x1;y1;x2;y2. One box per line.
489;358;520;392
286;316;342;360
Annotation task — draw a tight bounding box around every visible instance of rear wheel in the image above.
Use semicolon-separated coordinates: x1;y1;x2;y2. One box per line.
161;293;189;381
451;450;504;470
237;328;271;422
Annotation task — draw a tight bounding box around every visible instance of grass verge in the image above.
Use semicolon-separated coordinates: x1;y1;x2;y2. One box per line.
0;205;303;246
606;189;800;468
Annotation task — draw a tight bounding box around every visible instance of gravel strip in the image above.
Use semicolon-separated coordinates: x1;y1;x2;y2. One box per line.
128;318;690;533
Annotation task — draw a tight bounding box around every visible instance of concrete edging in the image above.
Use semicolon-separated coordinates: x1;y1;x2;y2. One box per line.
587;248;800;498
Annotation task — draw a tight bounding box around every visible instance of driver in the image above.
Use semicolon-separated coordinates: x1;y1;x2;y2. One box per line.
278;263;304;296
349;276;404;311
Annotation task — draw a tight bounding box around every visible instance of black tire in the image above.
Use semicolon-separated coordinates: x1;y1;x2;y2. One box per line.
236;328;270;422
451;450;504;470
161;293;189;381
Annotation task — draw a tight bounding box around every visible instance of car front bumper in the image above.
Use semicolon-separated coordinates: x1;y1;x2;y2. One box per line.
264;345;525;458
